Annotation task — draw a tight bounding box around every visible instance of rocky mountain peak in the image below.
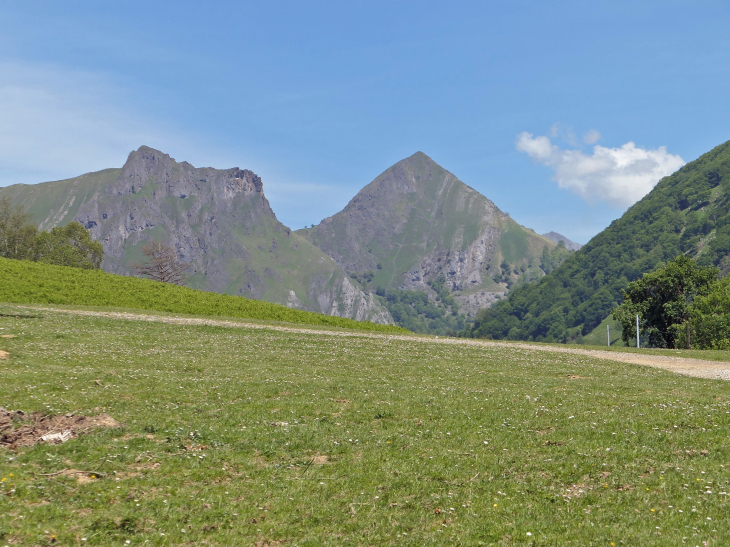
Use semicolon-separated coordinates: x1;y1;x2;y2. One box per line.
299;152;558;315
107;146;264;200
353;151;465;199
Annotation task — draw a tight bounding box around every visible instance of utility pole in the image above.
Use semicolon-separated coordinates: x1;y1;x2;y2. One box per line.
607;324;610;347
636;314;640;349
686;321;691;350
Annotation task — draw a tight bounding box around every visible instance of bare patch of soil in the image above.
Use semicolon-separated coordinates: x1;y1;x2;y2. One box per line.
0;350;8;359
57;469;99;484
0;408;121;449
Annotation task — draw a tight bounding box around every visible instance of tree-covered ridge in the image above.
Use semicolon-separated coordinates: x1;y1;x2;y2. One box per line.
466;139;730;343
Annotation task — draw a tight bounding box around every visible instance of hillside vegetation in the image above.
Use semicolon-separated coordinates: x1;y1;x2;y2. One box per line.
1;306;729;545
467;139;730;342
0;258;405;332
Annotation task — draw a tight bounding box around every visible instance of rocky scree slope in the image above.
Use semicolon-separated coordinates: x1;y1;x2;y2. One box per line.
298;152;563;316
0;146;392;324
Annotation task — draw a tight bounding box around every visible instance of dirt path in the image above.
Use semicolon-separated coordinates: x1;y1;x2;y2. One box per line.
19;306;730;381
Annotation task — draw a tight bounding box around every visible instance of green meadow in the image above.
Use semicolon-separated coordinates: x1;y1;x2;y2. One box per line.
2;304;730;545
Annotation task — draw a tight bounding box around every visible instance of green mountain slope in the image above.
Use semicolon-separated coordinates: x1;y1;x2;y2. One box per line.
467;139;730;343
0;147;392;324
0;257;403;332
298;152;567;318
0;168;121;230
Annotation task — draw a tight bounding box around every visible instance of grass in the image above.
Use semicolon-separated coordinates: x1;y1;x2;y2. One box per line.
579;315;623;347
0;258;405;334
2;304;730;545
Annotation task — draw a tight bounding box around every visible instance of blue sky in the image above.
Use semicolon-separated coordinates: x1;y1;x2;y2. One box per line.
2;1;730;243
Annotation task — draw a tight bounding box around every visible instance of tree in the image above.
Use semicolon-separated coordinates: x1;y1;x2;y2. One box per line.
612;255;718;348
32;221;104;269
685;279;730;349
134;240;191;285
0;197;37;260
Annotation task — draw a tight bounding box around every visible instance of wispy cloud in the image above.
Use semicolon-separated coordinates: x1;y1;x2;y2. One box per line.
516;131;685;208
582;129;601;144
0;60;190;184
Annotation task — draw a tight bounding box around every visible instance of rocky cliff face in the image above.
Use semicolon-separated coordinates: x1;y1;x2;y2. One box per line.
299;152;559;316
76;147;276;294
1;146;392;324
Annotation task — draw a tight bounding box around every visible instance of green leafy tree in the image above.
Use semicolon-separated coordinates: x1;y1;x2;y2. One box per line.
0;197;37;260
685;279;730;349
32;221;104;270
612;255;718;348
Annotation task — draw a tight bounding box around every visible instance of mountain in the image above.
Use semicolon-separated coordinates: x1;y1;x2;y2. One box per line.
467;139;730;343
542;231;582;251
298;152;568;317
0;146;392;324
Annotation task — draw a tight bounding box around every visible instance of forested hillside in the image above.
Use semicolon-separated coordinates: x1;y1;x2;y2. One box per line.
466;139;730;342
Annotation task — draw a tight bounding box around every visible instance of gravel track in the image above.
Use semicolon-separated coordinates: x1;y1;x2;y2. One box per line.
25;306;730;381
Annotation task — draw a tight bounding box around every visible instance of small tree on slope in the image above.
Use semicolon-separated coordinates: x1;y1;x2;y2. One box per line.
134;240;191;285
0;197;37;260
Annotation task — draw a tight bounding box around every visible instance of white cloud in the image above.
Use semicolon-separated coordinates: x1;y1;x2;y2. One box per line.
516;132;685;208
548;122;579;146
583;129;601;144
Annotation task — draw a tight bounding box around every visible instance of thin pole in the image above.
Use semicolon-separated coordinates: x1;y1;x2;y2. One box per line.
636;314;640;349
607;324;610;347
686;321;690;350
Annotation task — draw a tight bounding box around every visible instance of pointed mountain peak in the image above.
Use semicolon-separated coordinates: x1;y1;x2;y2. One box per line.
300;152;556;308
389;151;438;172
407;150;432;161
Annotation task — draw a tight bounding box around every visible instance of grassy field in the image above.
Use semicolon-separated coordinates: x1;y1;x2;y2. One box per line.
2;304;730;545
0;258;405;334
